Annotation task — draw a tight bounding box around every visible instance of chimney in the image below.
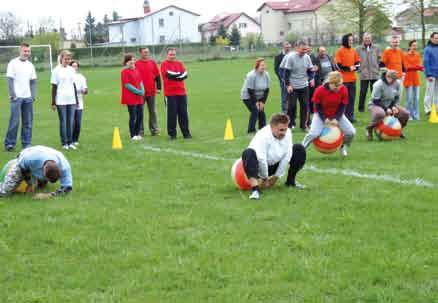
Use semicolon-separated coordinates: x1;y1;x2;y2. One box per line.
144;0;151;15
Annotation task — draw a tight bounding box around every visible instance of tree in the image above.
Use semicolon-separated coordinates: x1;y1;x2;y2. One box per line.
404;0;438;47
242;33;256;50
229;25;241;46
217;23;228;39
31;32;61;54
84;11;97;45
0;12;21;40
112;11;120;22
209;35;217;46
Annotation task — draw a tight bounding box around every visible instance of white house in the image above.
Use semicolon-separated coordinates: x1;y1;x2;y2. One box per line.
199;13;261;42
108;1;201;46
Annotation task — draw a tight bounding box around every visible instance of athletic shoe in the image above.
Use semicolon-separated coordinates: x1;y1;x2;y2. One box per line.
249;190;260;200
62;145;69;150
131;136;139;141
285;181;306;190
72;142;79;146
5;145;14;152
68;144;77;150
184;134;192;139
340;145;348;157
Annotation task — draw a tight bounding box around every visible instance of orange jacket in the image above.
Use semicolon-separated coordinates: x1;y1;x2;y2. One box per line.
403;51;423;87
335;47;360;83
381;48;404;78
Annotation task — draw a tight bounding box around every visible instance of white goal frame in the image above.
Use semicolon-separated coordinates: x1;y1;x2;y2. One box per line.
0;44;53;71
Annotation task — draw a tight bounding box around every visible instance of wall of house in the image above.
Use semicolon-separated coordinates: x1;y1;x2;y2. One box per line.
228;15;261;37
259;5;288;43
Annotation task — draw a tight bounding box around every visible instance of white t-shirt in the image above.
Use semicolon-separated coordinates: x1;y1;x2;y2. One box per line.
6;57;37;99
73;73;87;110
248;125;293;178
50;65;77;105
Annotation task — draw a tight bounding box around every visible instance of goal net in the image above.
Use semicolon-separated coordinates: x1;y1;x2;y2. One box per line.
0;44;53;75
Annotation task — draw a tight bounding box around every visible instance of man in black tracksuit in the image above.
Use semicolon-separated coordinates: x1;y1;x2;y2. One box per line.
274;42;292;113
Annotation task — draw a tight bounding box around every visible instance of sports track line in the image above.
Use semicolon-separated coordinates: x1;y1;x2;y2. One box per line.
142;145;437;189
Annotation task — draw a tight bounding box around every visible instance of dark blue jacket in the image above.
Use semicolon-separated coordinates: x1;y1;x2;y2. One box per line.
424;41;438;77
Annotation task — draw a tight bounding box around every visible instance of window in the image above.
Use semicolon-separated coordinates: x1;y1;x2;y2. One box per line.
239;23;247;29
169;11;174;16
159;18;164;27
279;31;284;36
266;10;270;14
159;35;165;43
130;38;137;43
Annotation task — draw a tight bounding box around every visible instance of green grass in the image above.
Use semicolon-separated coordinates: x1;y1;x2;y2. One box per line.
1;58;437;302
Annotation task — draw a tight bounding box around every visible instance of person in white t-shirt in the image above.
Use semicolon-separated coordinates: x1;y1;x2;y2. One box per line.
51;50;78;150
240;113;307;200
70;60;88;146
4;43;37;152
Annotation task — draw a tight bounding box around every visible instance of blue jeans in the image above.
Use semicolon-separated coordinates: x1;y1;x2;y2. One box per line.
4;98;33;148
405;86;420;120
73;110;83;143
127;104;144;138
280;81;288;113
57;105;76;146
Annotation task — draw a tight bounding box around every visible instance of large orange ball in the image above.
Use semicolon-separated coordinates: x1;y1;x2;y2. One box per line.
375;116;402;141
231;158;251;190
313;125;344;154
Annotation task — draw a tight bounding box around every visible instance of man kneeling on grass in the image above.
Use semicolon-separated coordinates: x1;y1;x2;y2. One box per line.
241;113;307;200
0;145;73;199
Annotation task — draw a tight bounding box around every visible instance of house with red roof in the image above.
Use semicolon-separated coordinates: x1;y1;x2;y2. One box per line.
257;0;343;44
199;12;261;42
108;1;201;46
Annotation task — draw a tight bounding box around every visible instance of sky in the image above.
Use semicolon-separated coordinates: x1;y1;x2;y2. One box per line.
2;0;262;38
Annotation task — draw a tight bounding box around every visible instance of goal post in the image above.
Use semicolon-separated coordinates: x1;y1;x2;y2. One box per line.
0;44;53;74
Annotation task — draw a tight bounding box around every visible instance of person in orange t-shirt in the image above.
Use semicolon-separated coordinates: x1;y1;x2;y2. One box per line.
335;33;360;123
403;40;424;120
381;36;405;79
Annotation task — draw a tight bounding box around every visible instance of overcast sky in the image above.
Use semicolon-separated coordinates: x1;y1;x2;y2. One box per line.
2;0;262;38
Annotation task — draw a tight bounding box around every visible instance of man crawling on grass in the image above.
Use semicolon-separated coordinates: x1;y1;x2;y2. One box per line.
0;145;73;200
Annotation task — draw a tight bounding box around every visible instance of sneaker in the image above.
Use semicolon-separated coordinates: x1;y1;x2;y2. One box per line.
285;181;306;190
5;145;14;152
72;142;79;146
131;136;139;141
68;144;77;150
249;190;260;200
183;134;192;139
137;136;143;140
340;145;348;157
62;145;69;150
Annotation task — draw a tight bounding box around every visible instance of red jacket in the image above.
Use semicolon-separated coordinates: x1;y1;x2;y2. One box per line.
121;68;144;105
160;60;187;96
135;59;161;97
312;84;349;119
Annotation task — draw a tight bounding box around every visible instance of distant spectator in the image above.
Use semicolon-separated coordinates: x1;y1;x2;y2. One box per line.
160;48;192;140
70;60;88;145
381;36;404;79
4;43;37;152
136;47;162;136
357;33;381;112
424;32;438;116
335;33;361;123
274;41;292;113
51;50;78;150
121;53;145;141
240;58;271;134
403;40;424;120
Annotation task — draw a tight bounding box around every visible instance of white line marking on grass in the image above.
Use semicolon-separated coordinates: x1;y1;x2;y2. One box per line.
142;145;437;188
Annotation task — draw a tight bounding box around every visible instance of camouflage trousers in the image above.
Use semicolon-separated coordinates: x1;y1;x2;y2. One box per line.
0;159;23;196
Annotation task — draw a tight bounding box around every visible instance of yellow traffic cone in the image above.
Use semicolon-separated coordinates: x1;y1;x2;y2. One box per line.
429;104;438;124
224;118;235;141
112;127;123;149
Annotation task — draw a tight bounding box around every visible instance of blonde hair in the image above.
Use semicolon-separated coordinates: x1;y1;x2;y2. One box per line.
325;71;343;86
58;50;72;65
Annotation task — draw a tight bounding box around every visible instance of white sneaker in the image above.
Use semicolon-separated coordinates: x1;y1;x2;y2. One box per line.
69;144;77;150
340;145;348;157
131;136;139;141
249;190;260;200
62;145;69;150
72;142;79;146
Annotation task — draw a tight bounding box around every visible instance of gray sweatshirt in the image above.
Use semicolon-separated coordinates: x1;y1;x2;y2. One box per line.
279;52;313;89
369;78;401;109
240;70;270;101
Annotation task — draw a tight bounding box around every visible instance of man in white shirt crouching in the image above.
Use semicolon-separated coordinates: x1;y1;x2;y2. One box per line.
241;113;306;200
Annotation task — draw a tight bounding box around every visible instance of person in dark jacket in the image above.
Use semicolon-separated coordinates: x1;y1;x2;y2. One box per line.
424;32;438;115
274;42;292;113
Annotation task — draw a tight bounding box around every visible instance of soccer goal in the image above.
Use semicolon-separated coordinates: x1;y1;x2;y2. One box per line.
0;44;53;74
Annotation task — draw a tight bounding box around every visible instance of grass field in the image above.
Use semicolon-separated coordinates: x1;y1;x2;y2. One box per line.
1;58;438;303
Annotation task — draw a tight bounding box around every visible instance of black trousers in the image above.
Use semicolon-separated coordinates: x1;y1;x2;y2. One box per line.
358;80;377;112
287;87;309;129
241;144;306;184
127;104;144;138
243;99;266;133
166;95;191;138
344;82;356;122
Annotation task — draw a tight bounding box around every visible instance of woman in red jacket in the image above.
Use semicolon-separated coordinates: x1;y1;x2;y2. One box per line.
121;53;144;140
